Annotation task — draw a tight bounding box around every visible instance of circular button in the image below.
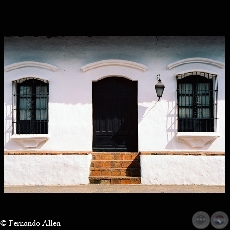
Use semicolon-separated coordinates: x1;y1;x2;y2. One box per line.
192;211;210;229
211;211;228;229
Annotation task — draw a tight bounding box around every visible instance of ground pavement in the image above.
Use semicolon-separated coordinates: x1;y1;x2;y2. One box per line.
4;184;225;193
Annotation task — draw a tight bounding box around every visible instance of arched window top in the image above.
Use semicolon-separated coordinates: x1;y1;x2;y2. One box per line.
175;70;217;79
12;77;49;83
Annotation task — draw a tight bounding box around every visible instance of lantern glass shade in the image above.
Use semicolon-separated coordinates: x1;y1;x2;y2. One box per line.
155;79;165;99
156;87;164;97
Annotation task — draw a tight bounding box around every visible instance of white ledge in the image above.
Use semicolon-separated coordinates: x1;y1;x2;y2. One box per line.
11;134;50;148
80;59;148;72
176;132;220;148
4;61;58;72
167;58;225;69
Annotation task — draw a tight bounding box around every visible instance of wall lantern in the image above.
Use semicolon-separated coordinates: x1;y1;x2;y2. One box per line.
155;74;165;100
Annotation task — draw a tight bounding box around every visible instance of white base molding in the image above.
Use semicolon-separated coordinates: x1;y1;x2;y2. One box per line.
176;132;220;147
11;134;50;148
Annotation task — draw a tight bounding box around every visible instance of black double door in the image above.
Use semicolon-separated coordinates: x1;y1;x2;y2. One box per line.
93;77;138;152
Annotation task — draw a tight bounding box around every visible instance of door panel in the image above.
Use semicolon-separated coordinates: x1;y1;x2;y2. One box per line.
93;77;138;152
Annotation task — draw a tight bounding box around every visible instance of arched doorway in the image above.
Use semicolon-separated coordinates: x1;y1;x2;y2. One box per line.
92;76;138;152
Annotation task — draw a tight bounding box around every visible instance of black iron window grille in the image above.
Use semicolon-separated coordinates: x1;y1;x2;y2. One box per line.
176;72;218;132
12;78;49;134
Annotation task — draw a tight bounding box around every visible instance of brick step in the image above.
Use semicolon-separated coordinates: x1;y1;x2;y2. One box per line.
89;176;141;184
90;168;141;177
90;160;140;168
91;152;140;161
89;152;141;184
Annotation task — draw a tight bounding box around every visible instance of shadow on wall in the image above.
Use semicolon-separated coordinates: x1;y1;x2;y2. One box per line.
164;100;219;150
4;103;47;150
138;101;177;148
126;154;140;177
4;103;13;147
138;105;149;124
166;102;177;144
138;99;217;150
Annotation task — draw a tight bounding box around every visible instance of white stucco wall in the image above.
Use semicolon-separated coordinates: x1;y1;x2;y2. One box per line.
4;36;225;152
4;155;92;186
140;155;225;185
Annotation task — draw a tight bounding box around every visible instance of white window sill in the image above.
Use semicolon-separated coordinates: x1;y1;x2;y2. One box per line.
11;134;50;148
176;132;220;147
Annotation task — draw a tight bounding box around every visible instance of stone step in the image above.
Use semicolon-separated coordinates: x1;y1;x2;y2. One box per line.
89;176;141;184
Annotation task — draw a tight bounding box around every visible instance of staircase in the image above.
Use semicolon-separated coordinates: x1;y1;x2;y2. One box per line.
89;152;141;184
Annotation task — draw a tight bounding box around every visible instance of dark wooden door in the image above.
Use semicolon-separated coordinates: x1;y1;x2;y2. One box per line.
93;77;138;152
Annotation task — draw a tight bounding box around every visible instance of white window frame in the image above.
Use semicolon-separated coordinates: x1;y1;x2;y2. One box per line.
11;77;50;148
175;70;220;147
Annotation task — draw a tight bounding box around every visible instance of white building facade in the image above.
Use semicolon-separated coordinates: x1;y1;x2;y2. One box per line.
4;36;225;186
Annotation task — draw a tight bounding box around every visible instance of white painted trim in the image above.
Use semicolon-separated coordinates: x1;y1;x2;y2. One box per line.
80;59;148;72
4;61;58;72
167;58;225;69
11;134;50;148
176;132;220;147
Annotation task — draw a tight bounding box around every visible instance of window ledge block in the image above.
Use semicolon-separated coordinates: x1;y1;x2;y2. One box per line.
176;132;220;147
11;134;50;148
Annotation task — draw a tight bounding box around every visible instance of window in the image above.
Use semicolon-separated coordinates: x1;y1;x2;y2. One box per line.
176;72;218;132
12;78;49;134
